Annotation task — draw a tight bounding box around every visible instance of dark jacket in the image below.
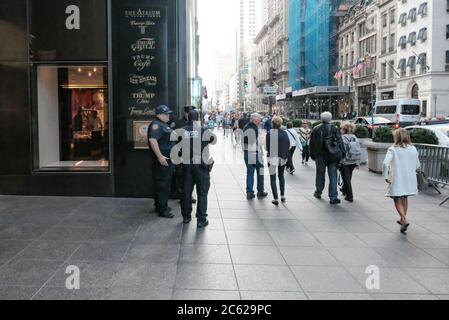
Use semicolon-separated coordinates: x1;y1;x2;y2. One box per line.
181;123;216;165
243;121;260;153
266;129;290;160
310;123;344;161
239;117;250;130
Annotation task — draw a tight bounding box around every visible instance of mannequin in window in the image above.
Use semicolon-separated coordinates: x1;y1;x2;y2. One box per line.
73;106;84;132
87;110;103;132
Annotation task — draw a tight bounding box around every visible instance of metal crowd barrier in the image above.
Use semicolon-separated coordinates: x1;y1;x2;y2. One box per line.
415;144;449;206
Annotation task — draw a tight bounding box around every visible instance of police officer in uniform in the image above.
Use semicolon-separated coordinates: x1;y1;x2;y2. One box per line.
181;110;216;228
148;105;176;219
173;106;197;204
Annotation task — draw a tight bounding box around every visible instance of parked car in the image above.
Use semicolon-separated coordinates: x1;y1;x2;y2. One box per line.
372;99;421;126
354;117;399;134
405;125;449;147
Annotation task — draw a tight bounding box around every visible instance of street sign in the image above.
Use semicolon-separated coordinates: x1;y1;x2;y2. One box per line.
263;86;278;97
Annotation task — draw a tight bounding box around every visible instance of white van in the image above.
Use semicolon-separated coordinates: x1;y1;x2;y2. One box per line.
373;99;421;126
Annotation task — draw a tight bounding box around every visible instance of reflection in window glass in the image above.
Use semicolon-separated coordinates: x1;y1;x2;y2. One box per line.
376;106;397;114
35;65;109;170
402;105;420;115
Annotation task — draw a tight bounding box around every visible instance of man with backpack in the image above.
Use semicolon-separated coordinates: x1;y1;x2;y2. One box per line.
339;122;362;202
310;112;345;205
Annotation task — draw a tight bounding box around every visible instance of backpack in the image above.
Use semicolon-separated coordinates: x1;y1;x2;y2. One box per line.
322;125;343;163
344;136;362;162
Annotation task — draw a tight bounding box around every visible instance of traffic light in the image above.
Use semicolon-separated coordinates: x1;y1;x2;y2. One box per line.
270;67;277;82
243;80;248;91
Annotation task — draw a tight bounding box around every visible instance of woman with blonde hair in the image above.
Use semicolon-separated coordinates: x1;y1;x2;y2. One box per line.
266;116;290;205
339;122;361;202
383;128;421;233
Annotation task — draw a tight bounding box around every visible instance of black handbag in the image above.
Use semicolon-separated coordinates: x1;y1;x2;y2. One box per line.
417;170;429;192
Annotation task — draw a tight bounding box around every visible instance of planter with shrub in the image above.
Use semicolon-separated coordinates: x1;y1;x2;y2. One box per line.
365;127;393;173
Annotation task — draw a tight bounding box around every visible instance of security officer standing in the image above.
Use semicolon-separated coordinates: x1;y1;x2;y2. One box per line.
181;110;216;228
173;106;197;204
148;105;176;219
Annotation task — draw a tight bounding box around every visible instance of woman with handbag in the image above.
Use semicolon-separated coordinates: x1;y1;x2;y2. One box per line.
266;116;290;206
383;128;421;233
339;122;361;203
298;122;311;165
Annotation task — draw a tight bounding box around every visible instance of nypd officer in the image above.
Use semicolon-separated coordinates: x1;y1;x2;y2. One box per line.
148;105;176;219
181;110;216;228
173;106;197;204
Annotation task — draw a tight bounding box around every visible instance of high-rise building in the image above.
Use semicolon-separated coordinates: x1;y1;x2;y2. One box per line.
186;0;202;109
238;0;264;107
396;0;449;118
254;0;289;113
289;0;343;90
215;54;236;109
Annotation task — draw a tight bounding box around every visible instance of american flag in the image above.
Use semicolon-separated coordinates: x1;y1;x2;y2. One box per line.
353;60;363;78
334;69;343;80
364;54;372;69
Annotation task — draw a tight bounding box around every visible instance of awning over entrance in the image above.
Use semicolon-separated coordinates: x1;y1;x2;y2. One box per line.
292;86;351;98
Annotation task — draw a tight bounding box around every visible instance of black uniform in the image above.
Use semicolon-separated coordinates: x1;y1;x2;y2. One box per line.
180;122;216;223
148;119;175;215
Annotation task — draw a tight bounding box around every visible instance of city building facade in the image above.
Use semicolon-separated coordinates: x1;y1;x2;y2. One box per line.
0;0;192;197
254;0;289;113
396;0;449;118
289;0;342;91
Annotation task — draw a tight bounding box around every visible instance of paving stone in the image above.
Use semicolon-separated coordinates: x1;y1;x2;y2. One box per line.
230;245;285;265
173;289;240;300
175;263;237;290
234;265;301;292
180;245;232;264
346;267;430;294
291;266;366;293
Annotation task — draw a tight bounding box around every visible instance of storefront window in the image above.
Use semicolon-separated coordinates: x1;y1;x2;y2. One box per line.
33;65;109;170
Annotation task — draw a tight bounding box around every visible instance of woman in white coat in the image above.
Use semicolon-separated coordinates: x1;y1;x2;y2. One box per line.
383;128;421;233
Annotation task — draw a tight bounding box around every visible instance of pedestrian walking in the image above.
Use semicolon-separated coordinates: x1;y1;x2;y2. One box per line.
180;110;216;228
310;112;345;205
298;122;311;164
266;117;290;205
263;115;272;132
232;113;241;145
243;113;268;200
285;122;303;174
338;122;362;203
148;105;176;218
383;128;421;233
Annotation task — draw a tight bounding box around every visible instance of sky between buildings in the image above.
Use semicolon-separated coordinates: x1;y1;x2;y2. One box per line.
198;0;239;98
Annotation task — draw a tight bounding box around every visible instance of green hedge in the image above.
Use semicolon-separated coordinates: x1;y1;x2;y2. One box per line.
373;127;394;143
292;119;303;128
354;126;369;139
410;128;439;145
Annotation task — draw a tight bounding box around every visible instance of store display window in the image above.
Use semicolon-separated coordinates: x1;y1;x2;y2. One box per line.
32;65;110;170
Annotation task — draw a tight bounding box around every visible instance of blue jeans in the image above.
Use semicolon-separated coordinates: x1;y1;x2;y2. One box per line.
269;164;286;200
315;157;339;201
244;151;264;194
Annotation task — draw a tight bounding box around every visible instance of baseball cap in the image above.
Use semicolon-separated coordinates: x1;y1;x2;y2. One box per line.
188;110;200;122
184;105;196;113
156;105;173;115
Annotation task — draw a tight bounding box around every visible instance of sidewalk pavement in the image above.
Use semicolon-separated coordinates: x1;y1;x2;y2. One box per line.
0;131;448;300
